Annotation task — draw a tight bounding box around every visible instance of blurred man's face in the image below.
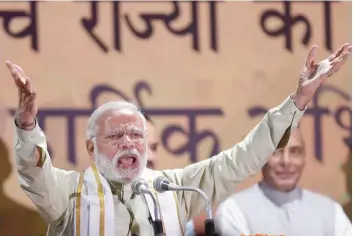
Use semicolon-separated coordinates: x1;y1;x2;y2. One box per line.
146;121;159;169
93;109;147;184
262;128;305;192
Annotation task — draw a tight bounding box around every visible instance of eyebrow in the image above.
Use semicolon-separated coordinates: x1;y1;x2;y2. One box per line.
105;127;143;134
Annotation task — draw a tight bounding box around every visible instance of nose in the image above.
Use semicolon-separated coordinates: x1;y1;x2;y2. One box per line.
280;151;291;166
118;135;134;150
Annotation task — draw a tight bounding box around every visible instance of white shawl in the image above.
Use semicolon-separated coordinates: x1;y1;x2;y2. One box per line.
73;164;184;236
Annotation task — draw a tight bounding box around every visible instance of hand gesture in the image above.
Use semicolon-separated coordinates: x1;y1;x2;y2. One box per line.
293;43;352;109
6;61;37;129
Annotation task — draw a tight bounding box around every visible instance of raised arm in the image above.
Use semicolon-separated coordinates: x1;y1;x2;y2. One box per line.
162;43;352;220
7;61;76;225
14;120;76;225
164;96;302;220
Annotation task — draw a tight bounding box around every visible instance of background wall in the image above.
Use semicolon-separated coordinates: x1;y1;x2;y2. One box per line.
0;2;351;235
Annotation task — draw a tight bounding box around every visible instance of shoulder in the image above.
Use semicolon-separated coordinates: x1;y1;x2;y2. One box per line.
219;185;260;208
301;188;339;215
302;189;347;216
143;168;164;177
302;188;336;204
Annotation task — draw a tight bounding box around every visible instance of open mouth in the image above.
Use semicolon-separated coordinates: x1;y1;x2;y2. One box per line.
117;155;138;167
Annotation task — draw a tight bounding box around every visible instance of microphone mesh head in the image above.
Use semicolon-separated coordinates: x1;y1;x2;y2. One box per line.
131;178;148;194
153;176;170;193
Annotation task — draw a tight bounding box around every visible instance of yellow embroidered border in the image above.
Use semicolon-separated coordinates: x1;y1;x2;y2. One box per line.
75;172;84;236
92;163;105;236
35;146;47;168
154;192;166;233
173;191;185;236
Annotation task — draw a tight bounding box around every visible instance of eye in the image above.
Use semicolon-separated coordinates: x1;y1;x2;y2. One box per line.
132;131;142;138
150;144;158;152
290;147;303;155
107;133;123;139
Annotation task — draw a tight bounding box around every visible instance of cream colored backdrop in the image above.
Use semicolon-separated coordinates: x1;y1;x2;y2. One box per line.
0;1;351;235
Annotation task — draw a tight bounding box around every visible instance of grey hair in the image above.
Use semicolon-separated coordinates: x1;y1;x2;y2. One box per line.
86;100;147;139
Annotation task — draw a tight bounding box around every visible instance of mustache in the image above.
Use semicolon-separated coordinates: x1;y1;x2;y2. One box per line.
115;149;140;159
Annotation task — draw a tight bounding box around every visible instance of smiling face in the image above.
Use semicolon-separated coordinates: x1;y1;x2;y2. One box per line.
262;128;306;192
92;108;147;184
146;120;159;169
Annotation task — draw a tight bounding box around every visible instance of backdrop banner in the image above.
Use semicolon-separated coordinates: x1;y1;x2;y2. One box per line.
0;2;351;235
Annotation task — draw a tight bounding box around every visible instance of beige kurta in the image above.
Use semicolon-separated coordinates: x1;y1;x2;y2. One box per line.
14;96;304;235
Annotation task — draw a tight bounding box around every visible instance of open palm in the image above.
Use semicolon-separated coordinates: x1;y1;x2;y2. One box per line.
6;61;37;126
297;43;351;100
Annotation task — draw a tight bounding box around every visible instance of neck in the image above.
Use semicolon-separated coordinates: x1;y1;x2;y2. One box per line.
261;179;297;193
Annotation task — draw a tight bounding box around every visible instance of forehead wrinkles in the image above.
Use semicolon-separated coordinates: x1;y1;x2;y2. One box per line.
99;115;145;139
99;110;143;127
106;125;143;134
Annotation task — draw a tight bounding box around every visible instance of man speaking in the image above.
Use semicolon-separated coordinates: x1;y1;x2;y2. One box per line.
7;43;351;236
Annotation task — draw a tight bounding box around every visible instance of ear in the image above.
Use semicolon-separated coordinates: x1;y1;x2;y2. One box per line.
86;139;94;157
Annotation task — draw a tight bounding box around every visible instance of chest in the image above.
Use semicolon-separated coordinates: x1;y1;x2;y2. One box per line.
69;192;183;236
113;195;154;236
242;200;334;236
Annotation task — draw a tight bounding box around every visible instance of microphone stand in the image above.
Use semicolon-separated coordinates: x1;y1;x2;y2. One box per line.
142;190;165;236
153;177;218;235
167;185;215;236
132;179;165;236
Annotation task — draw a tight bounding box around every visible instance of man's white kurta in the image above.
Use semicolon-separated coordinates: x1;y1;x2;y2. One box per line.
14;96;304;235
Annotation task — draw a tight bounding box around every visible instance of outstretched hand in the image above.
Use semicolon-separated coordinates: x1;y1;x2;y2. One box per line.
293;43;352;110
6;61;37;128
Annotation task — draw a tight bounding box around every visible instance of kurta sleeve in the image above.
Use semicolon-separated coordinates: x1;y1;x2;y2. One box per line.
214;195;251;236
163;96;305;220
14;119;77;225
334;202;352;236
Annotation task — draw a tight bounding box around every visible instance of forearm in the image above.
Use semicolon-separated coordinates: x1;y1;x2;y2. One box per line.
167;96;305;219
218;95;304;180
14;120;72;224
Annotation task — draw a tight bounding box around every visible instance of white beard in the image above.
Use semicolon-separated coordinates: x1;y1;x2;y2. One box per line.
93;141;147;184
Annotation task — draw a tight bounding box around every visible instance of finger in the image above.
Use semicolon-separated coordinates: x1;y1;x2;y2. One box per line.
29;92;36;103
12;67;26;89
306;45;319;68
329;43;351;61
6;61;26;88
13;64;27;84
22;94;31;104
12;64;25;77
24;77;32;92
32;89;37;99
5;61;17;78
330;54;349;73
7;62;26;84
330;47;352;70
22;90;35;104
338;46;352;61
5;60;13;71
327;61;343;77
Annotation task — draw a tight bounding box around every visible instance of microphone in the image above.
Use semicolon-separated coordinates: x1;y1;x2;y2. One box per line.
131;178;150;195
153;176;217;236
131;179;164;236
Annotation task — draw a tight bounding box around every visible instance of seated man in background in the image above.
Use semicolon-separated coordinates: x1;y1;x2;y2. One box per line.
144;114;159;170
215;127;352;236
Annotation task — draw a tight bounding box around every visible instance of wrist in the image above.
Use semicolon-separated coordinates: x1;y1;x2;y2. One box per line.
15;115;35;130
291;93;308;111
